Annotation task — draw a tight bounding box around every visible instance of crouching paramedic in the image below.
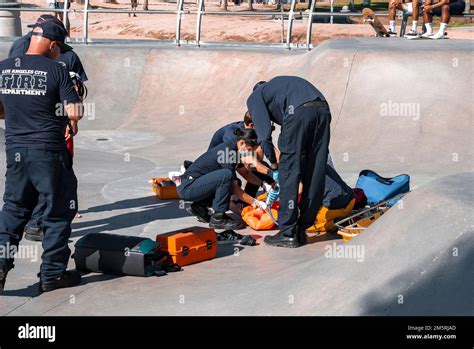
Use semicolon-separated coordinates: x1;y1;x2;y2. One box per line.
178;129;265;230
0;21;83;293
247;76;331;248
207;111;275;202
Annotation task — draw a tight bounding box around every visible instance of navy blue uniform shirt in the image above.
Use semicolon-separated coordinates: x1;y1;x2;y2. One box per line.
185;140;239;179
246;76;325;164
8;32;88;82
0;54;81;151
208;121;245;150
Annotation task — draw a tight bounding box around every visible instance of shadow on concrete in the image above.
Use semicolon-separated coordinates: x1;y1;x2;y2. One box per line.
361;238;474;315
1;282;41;298
71;199;190;238
79;195;177;214
80;273;124;285
307;232;343;245
216;244;245;259
1;273;122;299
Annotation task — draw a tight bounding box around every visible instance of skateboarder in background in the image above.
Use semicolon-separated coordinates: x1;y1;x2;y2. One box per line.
247;76;331;248
421;0;466;39
387;0;422;37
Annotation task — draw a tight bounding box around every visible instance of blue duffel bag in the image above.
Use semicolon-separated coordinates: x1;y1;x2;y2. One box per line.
355;170;410;206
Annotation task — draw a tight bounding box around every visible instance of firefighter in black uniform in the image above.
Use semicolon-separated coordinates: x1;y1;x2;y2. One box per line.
0;22;83;292
178;129;266;230
246;76;331;248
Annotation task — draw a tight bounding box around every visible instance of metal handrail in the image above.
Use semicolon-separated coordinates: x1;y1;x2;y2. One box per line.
0;7;188;14
196;0;205;46
82;0;89;43
63;0;69;33
1;5;472;50
306;0;316;48
286;0;296;49
198;10;295;15
176;0;184;45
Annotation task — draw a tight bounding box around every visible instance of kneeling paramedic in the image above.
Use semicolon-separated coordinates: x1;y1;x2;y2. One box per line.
206;111;275;202
247;76;331;248
178;129;269;230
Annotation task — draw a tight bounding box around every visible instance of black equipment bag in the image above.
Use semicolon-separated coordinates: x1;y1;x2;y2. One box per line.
73;233;181;277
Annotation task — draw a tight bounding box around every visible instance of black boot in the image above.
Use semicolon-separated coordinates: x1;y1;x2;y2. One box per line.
209;213;242;230
264;231;300;248
297;229;308;245
0;264;8;292
186;202;211;223
39;270;82;293
24;226;44;242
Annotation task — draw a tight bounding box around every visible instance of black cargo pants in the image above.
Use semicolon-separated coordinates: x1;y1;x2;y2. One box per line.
0;147;78;282
277;99;331;237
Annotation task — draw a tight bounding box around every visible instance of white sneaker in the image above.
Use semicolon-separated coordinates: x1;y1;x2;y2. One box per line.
421;31;433;38
387;30;397;37
404;30;421;40
429;31;445;40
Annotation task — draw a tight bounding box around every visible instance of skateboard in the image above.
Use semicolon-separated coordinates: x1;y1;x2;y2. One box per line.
362;8;390;37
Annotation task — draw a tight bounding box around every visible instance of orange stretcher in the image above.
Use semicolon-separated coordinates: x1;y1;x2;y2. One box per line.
335;193;407;241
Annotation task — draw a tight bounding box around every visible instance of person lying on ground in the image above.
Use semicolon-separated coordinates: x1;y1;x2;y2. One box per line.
242;148;353;234
305;162;355;235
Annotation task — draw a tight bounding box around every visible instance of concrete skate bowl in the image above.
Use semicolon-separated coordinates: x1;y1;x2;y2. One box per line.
0;38;472;316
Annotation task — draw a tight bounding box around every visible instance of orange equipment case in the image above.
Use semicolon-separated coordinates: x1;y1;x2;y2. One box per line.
156;226;217;266
151;177;180;200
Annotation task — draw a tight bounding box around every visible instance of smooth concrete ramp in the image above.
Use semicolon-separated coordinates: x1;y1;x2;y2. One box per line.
0;38;472;315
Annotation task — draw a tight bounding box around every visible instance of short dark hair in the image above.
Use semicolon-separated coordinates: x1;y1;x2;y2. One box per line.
244;111;253;126
234;128;258;147
253;80;267;91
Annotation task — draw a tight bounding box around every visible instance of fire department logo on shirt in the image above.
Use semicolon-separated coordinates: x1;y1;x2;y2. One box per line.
0;68;48;96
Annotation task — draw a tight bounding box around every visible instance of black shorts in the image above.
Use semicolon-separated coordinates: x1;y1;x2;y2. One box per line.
431;2;465;16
